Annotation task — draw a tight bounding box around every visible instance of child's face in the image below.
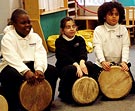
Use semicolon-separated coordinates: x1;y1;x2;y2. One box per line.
62;20;77;38
105;8;119;26
13;14;32;37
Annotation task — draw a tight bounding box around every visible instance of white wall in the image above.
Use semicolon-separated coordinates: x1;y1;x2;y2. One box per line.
79;6;98;16
0;0;21;33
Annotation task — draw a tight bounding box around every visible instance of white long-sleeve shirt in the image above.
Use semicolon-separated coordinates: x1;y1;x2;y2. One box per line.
0;29;47;75
93;22;130;67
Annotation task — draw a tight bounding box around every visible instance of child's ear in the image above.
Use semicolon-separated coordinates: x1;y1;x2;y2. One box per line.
60;28;64;34
76;26;78;31
104;17;106;20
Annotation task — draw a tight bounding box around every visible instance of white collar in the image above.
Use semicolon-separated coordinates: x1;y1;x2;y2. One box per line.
13;29;30;40
62;34;75;41
104;22;119;31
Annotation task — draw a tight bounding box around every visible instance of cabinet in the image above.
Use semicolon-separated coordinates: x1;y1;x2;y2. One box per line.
74;16;98;30
22;0;68;52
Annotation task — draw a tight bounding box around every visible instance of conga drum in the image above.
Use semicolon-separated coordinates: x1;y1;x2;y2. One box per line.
19;79;52;111
0;95;8;111
98;66;132;99
72;76;99;104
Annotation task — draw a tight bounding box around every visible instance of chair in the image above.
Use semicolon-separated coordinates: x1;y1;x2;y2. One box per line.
125;6;135;45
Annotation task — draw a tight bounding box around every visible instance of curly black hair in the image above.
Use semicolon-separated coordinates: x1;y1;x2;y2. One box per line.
97;1;125;25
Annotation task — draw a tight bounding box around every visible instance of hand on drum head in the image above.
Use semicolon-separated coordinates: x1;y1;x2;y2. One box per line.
27;75;45;85
101;61;111;71
27;76;37;85
120;62;129;71
79;60;88;75
24;70;37;85
76;66;83;77
36;74;45;82
35;70;45;82
24;70;45;85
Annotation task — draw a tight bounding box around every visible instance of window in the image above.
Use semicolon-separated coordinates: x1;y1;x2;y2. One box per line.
77;0;117;16
78;0;116;6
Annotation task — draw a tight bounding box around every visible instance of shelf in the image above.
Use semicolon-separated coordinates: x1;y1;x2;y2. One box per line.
74;16;98;20
68;1;75;4
68;8;76;12
40;7;68;15
69;15;76;18
74;16;98;30
67;0;77;17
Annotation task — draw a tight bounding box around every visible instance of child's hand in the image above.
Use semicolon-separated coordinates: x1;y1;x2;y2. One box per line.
80;60;88;75
73;62;83;77
101;61;111;71
24;70;36;85
76;66;83;77
35;70;45;82
120;62;129;71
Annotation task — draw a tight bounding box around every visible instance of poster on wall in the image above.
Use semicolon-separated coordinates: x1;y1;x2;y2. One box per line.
118;0;135;6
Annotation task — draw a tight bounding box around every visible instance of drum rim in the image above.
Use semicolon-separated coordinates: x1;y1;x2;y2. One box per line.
72;76;99;104
0;95;8;111
98;66;132;99
19;79;52;110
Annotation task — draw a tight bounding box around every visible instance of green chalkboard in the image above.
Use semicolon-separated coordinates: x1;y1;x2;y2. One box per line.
40;11;67;40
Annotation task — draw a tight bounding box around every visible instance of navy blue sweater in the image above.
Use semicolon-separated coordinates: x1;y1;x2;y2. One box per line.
55;35;87;70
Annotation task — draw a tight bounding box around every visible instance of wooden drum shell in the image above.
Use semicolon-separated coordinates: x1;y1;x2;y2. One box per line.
72;76;99;104
19;79;52;111
98;66;132;99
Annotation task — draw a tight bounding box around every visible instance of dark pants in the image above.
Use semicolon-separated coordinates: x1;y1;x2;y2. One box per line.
0;63;58;111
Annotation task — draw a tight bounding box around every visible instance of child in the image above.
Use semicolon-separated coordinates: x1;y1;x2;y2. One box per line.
93;1;135;95
55;17;95;104
3;19;33;34
0;8;58;111
3;24;33;34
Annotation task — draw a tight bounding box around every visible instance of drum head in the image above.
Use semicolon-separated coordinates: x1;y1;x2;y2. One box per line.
0;95;8;111
72;76;99;104
98;66;132;99
19;79;52;111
